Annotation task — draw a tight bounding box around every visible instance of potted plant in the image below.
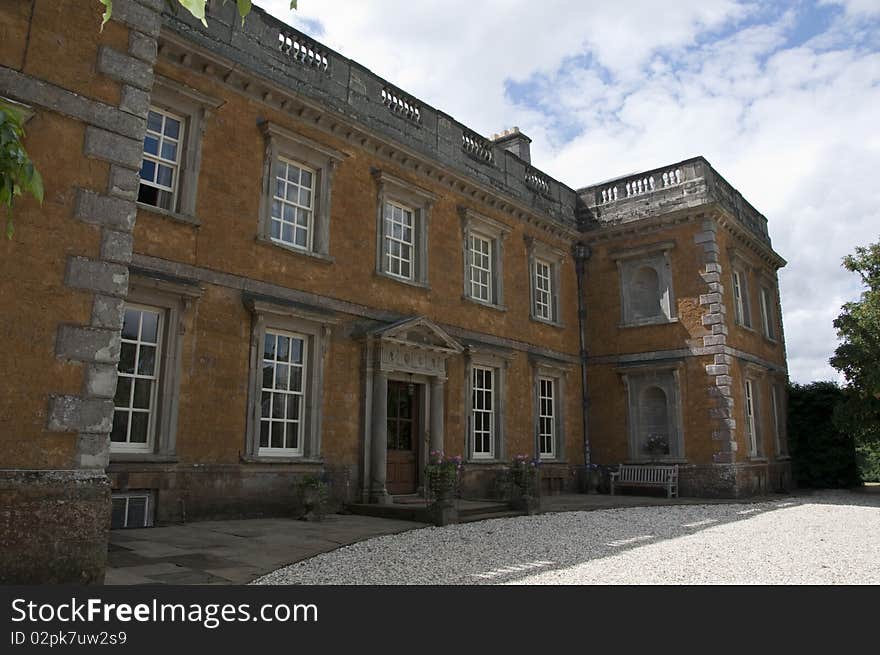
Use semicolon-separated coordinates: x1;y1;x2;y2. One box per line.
424;451;462;526
296;474;331;521
644;433;670;462
508;454;541;514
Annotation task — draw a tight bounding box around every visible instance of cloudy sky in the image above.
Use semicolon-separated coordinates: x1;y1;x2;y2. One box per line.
254;0;880;384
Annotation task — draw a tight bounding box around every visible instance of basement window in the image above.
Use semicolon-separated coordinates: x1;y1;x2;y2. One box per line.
111;492;154;529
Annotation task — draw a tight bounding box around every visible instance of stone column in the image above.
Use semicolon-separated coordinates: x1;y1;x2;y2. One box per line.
370;369;390;504
429;377;445;455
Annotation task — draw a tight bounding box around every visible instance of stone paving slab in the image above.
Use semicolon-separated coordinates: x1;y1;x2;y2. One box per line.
106;513;422;586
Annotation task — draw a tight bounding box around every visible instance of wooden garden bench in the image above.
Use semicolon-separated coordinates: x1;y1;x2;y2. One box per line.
609;464;679;498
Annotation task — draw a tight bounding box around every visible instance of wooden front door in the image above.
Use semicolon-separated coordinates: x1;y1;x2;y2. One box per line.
386;381;419;495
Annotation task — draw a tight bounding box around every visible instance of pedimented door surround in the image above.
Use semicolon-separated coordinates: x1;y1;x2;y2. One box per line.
361;316;463;503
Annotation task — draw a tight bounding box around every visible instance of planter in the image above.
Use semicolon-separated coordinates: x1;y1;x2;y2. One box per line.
511;494;541;515
427;499;458;526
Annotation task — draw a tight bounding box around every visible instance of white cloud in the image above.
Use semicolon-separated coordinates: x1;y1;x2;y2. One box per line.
254;1;880;383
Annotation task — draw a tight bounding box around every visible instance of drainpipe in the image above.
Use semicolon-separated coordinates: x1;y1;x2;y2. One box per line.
573;242;592;489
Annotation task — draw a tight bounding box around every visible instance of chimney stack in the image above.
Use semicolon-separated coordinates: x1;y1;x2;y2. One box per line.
491;127;532;164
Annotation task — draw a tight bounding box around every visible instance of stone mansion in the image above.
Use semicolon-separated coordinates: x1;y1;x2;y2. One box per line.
0;0;789;582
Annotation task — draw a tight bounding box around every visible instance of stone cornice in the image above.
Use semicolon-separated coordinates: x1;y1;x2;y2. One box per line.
155;30;580;243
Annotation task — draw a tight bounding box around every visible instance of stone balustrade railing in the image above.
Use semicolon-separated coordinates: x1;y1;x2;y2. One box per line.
580;158;770;244
163;2;579;228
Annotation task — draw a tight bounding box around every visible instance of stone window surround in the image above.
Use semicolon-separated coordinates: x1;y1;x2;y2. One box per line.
464;345;513;463
372;169;437;288
525;236;565;327
242;296;338;464
618;361;686;463
742;362;768;460
258;121;346;261
756;270;780;343
109;274;203;463
728;249;760;332
530;356;571;462
460;207;511;311
137;75;222;226
610;240;677;328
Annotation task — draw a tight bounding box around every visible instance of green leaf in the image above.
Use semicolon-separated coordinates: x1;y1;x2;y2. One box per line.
237;0;252;24
177;0;208;27
98;0;112;31
290;0;298;8
30;168;44;204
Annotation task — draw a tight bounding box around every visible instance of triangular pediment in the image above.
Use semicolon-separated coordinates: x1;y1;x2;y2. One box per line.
371;316;463;354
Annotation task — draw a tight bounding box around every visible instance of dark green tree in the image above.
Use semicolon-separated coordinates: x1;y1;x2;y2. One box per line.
829;239;880;481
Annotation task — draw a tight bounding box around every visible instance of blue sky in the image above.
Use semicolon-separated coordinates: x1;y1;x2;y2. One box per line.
255;0;880;384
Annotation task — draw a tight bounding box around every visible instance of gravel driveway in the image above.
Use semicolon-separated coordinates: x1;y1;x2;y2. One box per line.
253;491;880;585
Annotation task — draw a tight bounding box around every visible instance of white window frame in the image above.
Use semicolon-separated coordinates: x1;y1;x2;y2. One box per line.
139;107;184;212
258;328;308;457
136;75;221;224
110;492;154;529
464;347;510;462
270;156;316;252
373;170;435;287
259;121;345;259
471;365;495;460
537;376;556;459
111;303;164;454
526;237;566;326
744;378;759;457
383;199;416;281
732;269;752;328
460;207;510;309
534;260;553;321
110;276;201;462
469;232;493;302
244;296;337;462
759;286;777;340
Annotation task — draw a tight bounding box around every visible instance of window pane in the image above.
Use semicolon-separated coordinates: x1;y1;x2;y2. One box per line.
140;311;159;343
114;376;132;408
263;333;276;360
261;391;271;418
133;378;152;409
157;165;173;188
139;159;156;182
282;222;293;244
146;111;162;133
122;309;140;340
270;218;281;240
127;497;147;527
110;411;129;443
287;397;300;421
299;188;311;207
277;336;290;361
143;135;159;156
285;183;298;202
286;423;299;450
262;363;274;389
290;367;303;393
290;338;303;364
259;421;270;448
137;346;156;375
119;343;136;375
275;364;289;390
163;117;180;139
272;393;286;419
300;169;312;188
294;226;307;247
129;412;149;444
160;141;177;162
286;164;299;183
271;421;284;448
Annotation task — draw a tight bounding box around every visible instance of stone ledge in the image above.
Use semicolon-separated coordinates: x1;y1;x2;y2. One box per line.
0;67;144;139
47;395;114;433
98;46;154;91
56;325;121;364
84;363;119;399
75;189;137;231
91;295;126;330
83;126;144;170
110;0;163;37
65;256;129;298
128;31;158;64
